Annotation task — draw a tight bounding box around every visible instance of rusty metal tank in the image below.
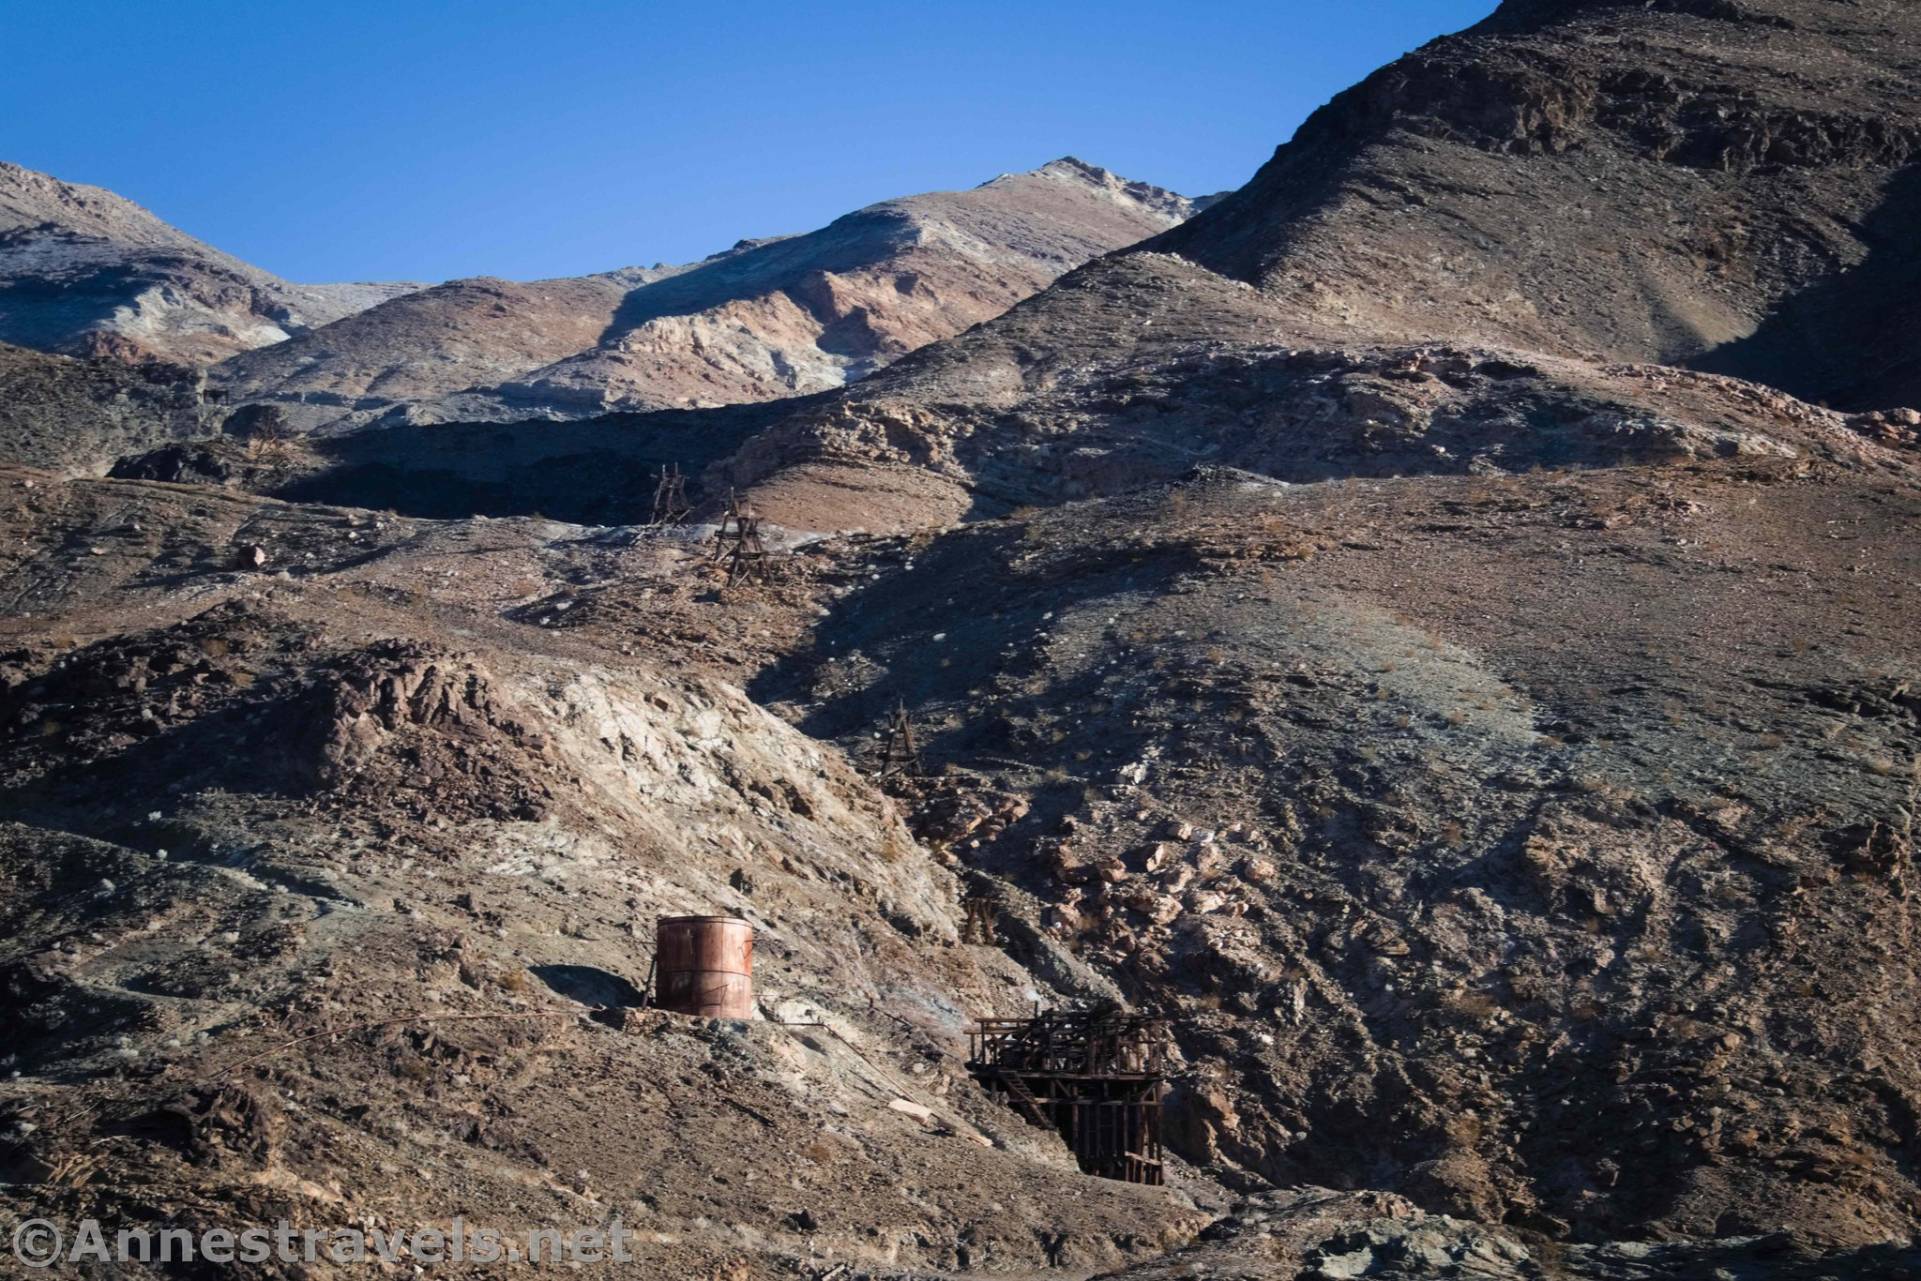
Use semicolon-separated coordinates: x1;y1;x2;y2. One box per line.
654;915;754;1018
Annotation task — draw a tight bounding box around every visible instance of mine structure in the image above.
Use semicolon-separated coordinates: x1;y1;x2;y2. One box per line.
960;895;999;945
966;1006;1172;1185
652;915;755;1018
873;702;926;779
711;490;771;586
649;462;692;526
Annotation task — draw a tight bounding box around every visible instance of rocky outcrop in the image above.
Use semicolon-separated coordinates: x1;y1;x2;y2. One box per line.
1098;1188;1921;1279
293;643;550;819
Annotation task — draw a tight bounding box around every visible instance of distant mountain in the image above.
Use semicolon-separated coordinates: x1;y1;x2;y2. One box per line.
7;3;1921;1271
726;0;1921;530
0;162;417;366
207;267;679;433
211;158;1208;431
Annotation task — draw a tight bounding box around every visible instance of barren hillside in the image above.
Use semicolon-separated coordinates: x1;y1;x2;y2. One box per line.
0;471;1216;1278
0;163;415;365
0;341;209;473
1151;0;1921;410
210;159;1207;432
206;267;677;434
3;0;1921;1277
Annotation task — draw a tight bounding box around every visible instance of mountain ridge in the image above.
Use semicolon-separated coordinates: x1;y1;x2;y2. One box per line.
0;161;419;365
1140;0;1921;403
210;156;1209;431
3;4;1921;1275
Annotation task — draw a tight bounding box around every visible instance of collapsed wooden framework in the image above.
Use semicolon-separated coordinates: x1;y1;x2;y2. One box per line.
966;1009;1171;1185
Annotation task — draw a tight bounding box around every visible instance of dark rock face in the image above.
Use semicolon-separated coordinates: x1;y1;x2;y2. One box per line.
108;443;231;484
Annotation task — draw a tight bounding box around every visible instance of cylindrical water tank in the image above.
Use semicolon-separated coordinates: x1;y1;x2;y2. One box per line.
654;915;754;1018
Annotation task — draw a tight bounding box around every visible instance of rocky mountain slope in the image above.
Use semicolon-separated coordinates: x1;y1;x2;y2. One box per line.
210;158;1207;432
2;413;1914;1277
1144;0;1921;411
720;0;1921;527
0;469;1218;1279
658;0;1913;1263
0;162;415;366
4;0;1921;1277
0;341;210;473
206;267;679;434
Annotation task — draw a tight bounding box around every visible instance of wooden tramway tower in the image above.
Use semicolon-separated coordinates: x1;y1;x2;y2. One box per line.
649;462;692;526
711;489;770;587
966;1006;1172;1185
960;895;998;945
874;701;925;779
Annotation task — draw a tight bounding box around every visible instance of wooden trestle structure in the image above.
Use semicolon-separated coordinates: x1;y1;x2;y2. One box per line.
966;1007;1172;1185
874;702;925;779
649;462;692;526
711;490;770;587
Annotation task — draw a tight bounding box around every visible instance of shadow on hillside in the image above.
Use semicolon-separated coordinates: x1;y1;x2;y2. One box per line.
1692;163;1921;411
270;397;826;524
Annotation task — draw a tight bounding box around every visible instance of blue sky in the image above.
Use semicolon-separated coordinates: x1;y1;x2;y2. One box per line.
2;1;1494;284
